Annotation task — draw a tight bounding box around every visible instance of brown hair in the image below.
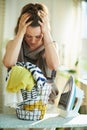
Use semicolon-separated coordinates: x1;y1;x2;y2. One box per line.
15;3;49;34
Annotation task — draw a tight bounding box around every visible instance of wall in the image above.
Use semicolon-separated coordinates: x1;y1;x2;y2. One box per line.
0;0;5;113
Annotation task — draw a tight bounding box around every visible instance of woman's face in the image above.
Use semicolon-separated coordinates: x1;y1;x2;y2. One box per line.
24;26;43;50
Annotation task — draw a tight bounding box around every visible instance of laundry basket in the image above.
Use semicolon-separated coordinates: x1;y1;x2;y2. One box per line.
16;83;51;120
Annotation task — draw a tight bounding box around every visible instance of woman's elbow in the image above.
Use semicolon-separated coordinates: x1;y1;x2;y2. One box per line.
48;62;59;70
2;57;13;68
2;59;9;68
51;64;59;70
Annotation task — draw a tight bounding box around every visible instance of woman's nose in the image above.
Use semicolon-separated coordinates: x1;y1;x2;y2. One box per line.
31;37;36;43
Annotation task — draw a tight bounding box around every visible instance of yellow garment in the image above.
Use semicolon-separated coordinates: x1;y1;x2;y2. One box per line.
23;100;47;119
6;66;35;92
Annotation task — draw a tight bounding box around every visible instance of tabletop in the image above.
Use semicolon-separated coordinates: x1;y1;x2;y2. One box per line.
0;113;87;128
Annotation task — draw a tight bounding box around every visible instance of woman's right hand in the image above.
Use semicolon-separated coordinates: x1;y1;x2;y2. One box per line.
18;13;32;35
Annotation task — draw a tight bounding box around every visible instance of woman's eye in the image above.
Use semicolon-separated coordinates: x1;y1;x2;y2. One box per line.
36;36;41;39
26;35;32;38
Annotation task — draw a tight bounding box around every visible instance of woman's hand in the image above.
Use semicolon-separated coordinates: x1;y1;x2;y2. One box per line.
38;14;50;35
18;13;32;35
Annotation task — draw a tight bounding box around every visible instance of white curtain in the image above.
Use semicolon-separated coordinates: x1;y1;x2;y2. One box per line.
60;0;82;68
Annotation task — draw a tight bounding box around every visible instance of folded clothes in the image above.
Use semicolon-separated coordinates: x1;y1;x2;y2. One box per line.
16;62;59;103
4;90;23;108
23;100;47;119
6;65;35;92
5;62;51;108
16;62;47;88
23;100;46;110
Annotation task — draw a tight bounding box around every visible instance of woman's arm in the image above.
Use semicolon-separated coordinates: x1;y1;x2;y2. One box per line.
2;32;24;68
44;32;59;70
39;17;60;70
2;14;31;68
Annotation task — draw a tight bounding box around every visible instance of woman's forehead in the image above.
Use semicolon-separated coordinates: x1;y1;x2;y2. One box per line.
26;26;42;35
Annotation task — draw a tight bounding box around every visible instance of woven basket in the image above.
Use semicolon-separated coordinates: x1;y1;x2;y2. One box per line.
16;84;51;120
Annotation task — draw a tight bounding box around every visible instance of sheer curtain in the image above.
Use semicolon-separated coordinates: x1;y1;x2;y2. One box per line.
51;0;82;69
79;0;87;78
61;0;82;69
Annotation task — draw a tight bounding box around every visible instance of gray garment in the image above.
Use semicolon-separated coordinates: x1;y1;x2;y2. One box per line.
18;41;52;78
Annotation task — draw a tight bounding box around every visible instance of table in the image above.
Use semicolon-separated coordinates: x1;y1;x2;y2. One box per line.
0;113;87;128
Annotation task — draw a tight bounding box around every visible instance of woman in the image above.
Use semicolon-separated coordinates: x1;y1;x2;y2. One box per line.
3;3;59;78
3;3;59;130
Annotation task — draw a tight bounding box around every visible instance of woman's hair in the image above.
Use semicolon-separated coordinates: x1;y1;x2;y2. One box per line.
15;3;49;34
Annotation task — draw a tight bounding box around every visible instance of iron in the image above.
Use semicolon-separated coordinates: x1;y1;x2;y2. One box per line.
57;76;84;117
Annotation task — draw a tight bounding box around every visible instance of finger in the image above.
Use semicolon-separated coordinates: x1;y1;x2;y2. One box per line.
26;21;33;27
24;16;30;23
24;14;31;23
20;13;31;24
39;10;46;17
38;21;43;26
22;13;31;19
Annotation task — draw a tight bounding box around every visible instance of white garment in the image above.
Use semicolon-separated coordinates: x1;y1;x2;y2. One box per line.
4;69;23;108
4;89;23;108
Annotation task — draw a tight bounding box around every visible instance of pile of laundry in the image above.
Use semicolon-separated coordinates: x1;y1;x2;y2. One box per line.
5;62;51;120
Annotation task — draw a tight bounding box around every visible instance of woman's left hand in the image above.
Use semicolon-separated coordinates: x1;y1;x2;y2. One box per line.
38;15;50;35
